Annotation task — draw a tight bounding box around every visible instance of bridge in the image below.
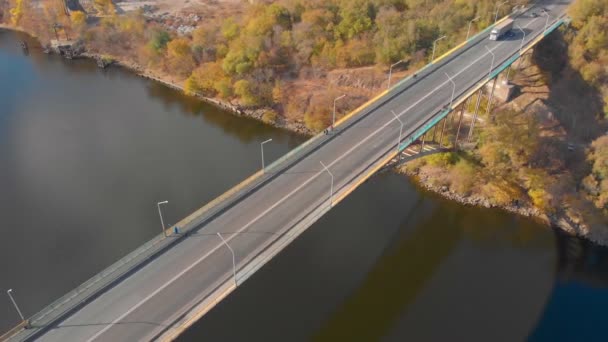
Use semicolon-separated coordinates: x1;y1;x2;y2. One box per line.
3;1;571;341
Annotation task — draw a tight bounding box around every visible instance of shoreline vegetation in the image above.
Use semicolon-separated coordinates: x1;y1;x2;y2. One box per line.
1;0;606;244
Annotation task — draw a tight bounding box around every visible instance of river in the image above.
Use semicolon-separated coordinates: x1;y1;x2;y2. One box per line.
1;30;607;341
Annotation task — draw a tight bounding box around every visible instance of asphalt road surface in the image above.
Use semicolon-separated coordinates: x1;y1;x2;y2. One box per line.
30;1;571;341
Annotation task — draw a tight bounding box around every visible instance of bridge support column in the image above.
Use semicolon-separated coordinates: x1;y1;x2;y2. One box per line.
486;77;498;120
431;124;438;143
450;107;456;127
419;132;426;153
454;99;468;148
468;88;483;142
439;117;447;148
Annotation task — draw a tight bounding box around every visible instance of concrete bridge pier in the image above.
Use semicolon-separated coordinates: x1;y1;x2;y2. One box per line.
453;99;468;148
419;131;426;153
486;77;498;120
439;117;448;147
468;88;484;142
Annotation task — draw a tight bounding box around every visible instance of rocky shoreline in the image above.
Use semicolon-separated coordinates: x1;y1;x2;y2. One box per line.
0;24;311;136
78;51;313;136
399;167;608;246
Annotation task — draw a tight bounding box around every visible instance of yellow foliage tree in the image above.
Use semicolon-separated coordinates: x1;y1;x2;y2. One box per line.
94;0;115;16
10;0;25;25
166;38;195;77
71;11;86;30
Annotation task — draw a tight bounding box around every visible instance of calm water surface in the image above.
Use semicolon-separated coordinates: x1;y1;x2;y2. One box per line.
1;30;607;341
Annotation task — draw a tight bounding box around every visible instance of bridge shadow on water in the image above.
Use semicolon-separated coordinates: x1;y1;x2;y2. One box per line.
528;230;608;342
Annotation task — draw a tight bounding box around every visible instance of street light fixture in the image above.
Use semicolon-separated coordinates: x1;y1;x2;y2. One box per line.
387;60;405;89
431;35;447;63
445;72;456;109
157;201;169;237
7;289;25;323
485;46;495;79
320;161;334;207
541;9;550;31
494;1;508;23
466;17;480;41
260;138;273;173
391;110;404;157
216;233;237;286
515;24;525;53
332;94;346;129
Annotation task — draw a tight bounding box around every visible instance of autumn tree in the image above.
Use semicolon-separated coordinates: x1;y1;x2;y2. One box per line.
374;7;416;65
335;0;375;40
165;37;195;77
9;0;25;25
583;136;608;212
567;0;608;117
70;11;86;33
234;79;259;106
185;61;229;97
94;0;115;16
192;22;221;63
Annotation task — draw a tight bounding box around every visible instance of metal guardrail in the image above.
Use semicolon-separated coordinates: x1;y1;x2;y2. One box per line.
0;321;28;342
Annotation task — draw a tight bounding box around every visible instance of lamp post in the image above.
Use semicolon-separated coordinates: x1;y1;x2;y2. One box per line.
466;17;480;41
157;201;169;237
217;233;237;286
387;60;405;89
431;35;446;63
541;9;550;31
260;139;273;173
332;94;346;129
320;161;334;207
7;289;25;322
485;46;495;78
494;1;508;23
391;110;404;157
445;72;456;109
516;24;525;53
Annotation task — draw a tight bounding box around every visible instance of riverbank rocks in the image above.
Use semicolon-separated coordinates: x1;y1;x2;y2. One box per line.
395;165;608;245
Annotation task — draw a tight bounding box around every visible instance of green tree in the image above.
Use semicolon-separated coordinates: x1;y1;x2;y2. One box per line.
148;29;171;54
335;0;375;39
374;7;415;64
234;79;259;106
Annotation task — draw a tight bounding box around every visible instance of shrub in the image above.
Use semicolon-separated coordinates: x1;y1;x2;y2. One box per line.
234;79;259;106
304;110;329;132
449;160;476;194
262;109;278;124
426;152;459;167
529;188;553;212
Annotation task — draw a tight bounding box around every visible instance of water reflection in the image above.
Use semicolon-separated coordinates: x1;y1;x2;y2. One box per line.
529;231;608;342
144;80;303;145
